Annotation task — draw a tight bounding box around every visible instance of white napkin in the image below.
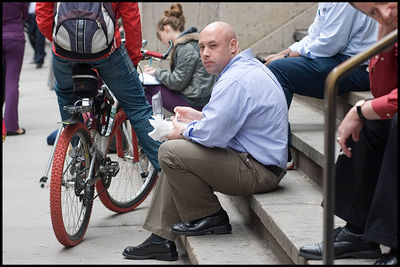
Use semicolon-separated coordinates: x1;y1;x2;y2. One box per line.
148;116;174;142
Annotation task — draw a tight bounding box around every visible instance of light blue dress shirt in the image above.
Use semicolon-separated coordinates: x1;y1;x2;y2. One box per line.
183;49;288;169
289;2;378;62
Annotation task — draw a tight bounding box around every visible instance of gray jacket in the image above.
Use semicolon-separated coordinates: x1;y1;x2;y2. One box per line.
154;28;216;108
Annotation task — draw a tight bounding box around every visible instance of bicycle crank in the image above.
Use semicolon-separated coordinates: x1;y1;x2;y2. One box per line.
101;157;120;177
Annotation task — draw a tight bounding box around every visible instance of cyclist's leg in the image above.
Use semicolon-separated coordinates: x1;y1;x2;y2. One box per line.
51;52;78;122
94;45;161;171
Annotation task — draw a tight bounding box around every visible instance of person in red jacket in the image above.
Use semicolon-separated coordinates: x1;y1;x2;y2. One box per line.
35;2;161;171
299;2;398;264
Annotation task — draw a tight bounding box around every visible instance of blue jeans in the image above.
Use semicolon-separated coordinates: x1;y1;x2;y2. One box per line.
52;44;161;170
268;54;370;147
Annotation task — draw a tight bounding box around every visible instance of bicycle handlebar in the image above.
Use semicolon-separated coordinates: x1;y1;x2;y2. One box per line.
141;40;174;60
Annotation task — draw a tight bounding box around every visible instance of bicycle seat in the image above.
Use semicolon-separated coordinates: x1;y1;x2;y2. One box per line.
72;64;99;98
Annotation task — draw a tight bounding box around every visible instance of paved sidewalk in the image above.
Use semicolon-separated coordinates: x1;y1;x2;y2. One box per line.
2;39;188;264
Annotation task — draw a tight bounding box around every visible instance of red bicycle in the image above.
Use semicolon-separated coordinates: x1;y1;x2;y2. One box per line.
48;41;173;247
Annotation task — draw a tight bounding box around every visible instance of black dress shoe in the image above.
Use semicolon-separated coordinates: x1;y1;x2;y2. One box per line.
171;208;232;236
298;227;382;260
6;128;26;136
122;236;178;261
374;250;397;265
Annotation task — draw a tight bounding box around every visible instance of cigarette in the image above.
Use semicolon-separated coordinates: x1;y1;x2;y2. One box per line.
338;147;351;156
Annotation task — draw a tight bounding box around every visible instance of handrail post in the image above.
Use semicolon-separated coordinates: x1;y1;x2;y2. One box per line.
323;29;397;265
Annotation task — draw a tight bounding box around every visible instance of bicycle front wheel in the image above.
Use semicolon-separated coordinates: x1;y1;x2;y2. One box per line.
50;123;93;247
96;110;158;213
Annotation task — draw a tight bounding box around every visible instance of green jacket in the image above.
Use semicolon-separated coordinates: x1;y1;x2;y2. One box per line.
154;31;216;108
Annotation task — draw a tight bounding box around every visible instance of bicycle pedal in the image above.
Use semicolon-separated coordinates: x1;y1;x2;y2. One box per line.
105;161;120;177
39;176;48;184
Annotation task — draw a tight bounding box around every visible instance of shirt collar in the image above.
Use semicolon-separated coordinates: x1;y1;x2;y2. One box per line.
217;49;254;80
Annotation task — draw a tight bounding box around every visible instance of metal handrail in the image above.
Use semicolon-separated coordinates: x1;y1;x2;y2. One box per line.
323;29;397;264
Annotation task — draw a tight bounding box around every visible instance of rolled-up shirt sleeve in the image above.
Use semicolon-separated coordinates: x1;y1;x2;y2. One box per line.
371;89;398;119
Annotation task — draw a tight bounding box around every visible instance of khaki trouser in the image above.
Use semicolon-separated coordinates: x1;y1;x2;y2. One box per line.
143;139;283;241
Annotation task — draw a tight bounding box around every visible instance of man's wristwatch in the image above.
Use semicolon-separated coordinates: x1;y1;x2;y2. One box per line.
180;128;187;140
355;99;367;120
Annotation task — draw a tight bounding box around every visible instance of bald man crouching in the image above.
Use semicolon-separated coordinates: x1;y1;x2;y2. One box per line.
122;21;289;261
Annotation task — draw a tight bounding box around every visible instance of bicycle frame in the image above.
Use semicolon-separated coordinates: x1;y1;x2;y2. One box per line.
66;87;121;199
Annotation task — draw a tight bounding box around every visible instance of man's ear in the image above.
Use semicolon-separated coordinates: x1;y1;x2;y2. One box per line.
229;39;238;54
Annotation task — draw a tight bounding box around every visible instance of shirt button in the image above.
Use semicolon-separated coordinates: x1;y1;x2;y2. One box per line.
375;55;379;59
380;57;384;61
386;113;391;117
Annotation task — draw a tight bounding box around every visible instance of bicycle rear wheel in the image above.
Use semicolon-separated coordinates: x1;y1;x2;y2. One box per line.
96;110;158;213
50;123;94;247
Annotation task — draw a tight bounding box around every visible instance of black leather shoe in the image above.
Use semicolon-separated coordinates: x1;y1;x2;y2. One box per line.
171;209;232;236
298;227;382;260
374;250;398;265
122;236;178;261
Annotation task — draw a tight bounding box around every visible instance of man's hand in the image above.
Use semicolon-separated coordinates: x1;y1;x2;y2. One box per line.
166;117;186;140
174;106;203;122
263;53;285;66
337;107;364;158
263;49;297;67
166;106;203;140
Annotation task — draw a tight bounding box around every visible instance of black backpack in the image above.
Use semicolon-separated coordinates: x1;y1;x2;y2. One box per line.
52;2;116;59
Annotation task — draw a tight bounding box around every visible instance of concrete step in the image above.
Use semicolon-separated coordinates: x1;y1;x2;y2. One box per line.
227;169;380;265
176;193;282;264
289;95;340;187
293;29;308;42
294;91;373;121
175;170;380;264
289;90;373;187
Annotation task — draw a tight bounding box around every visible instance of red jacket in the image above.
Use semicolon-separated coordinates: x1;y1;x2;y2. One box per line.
35;2;143;66
369;42;398;119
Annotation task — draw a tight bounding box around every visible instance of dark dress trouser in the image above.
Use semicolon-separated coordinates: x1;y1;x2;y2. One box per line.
334;113;398;249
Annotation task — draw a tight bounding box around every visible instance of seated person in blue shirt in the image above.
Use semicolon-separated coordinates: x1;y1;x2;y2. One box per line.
122;21;288;262
264;2;378;170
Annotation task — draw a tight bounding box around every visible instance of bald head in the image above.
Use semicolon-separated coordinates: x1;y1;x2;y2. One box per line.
199;21;239;75
201;21;237;43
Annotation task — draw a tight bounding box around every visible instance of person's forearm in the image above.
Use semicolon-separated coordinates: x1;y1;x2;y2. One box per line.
287;50;300;57
358;100;381;120
278;48;292;55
